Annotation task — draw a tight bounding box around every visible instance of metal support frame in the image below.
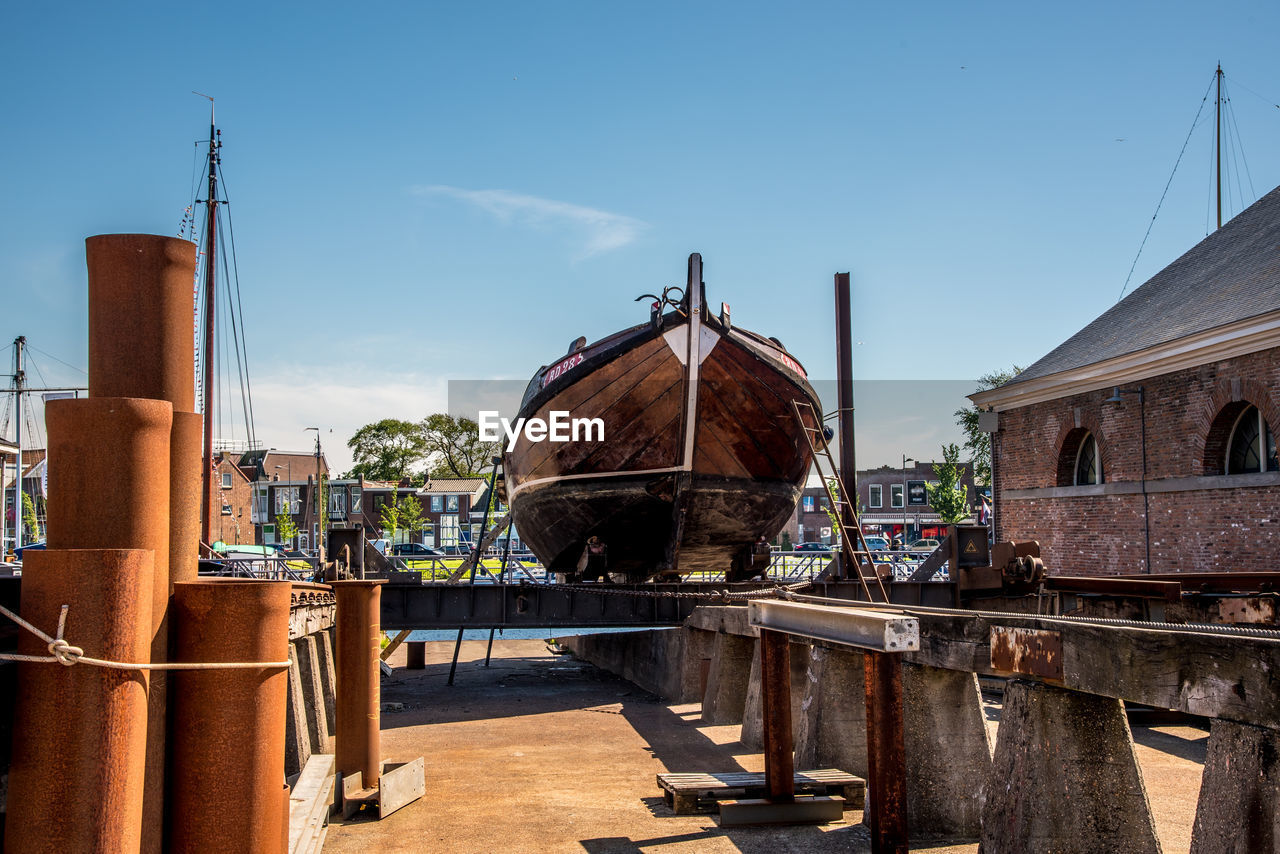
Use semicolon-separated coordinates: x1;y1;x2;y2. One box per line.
749;599;917;849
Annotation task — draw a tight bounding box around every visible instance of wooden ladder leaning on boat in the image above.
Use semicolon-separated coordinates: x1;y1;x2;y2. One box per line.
790;399;889;603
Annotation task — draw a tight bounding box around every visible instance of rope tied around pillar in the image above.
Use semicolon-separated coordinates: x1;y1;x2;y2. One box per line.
0;602;290;671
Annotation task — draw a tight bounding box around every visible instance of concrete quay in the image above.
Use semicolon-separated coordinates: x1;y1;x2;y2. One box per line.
322;636;1207;854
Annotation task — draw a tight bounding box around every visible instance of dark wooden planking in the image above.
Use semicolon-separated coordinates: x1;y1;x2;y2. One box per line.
696;359;786;479
510;337;675;480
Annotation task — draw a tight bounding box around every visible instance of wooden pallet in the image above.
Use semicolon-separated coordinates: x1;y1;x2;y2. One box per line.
657;769;865;815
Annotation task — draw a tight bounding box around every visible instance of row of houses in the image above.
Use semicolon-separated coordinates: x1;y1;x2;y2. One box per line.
207;448;506;552
783;460;981;546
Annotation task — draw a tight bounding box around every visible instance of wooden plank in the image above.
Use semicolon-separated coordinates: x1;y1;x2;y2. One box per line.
288;754;335;854
657;769;865;815
380;629;413;662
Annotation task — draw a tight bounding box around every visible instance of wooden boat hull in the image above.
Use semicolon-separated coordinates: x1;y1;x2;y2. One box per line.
504;255;821;581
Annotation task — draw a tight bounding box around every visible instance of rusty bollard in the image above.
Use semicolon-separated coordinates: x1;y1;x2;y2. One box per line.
44;396;173;853
4;549;154;854
85;234;197;410
333;580;387;787
168;580;293;854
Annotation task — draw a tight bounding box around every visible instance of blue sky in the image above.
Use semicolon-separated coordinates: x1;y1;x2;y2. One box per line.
4;1;1280;473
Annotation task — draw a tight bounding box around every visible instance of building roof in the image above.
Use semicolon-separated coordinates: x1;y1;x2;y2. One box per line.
1003;184;1280;388
418;477;487;496
240;449;330;481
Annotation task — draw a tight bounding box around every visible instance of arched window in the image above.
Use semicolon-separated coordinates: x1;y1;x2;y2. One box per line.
1057;427;1104;487
1074;432;1102;485
1226;405;1279;474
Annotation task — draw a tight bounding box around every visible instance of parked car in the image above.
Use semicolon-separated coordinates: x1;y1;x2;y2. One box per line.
794;542;831;552
392;543;443;557
13;541;45;559
907;538;941;554
862;536;890;551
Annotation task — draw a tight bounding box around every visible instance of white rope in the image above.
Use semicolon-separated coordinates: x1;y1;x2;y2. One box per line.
0;603;290;671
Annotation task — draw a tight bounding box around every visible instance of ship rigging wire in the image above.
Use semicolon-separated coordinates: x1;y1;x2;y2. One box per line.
189;140;259;457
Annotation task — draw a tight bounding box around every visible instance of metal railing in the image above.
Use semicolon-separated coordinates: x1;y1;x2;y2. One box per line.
389;549;950;585
200;556;320;583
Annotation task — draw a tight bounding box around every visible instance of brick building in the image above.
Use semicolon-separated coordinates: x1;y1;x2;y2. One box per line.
791;460;979;545
972;185;1280;576
208;451;255;546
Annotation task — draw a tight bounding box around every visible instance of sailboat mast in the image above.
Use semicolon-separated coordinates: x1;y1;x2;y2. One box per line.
11;336;24;552
200;107;220;546
1215;63;1223;230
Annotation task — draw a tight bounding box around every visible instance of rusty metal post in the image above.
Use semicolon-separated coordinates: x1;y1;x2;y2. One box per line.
44;396;173;854
407;640;426;669
834;272;857;579
864;651;908;854
169;411;204;587
168;579;293;854
333;579;386;785
4;548;154;854
85;234;198;410
760;629;796;801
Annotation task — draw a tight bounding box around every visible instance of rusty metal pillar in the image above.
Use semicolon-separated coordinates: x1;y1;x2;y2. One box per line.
85;234;201;587
834;272;856;580
85;234;197;410
168;579;293;854
168;411;204;587
333;579;386;785
406;640;426;669
864;651;908;854
85;234;201;853
44;396;172;854
760;628;796;801
4;548;154;854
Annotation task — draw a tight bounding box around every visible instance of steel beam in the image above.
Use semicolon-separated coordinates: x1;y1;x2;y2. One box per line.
748;601;919;652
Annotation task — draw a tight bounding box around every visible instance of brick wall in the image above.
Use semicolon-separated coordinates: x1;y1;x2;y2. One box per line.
993;348;1280;574
209;455;256;545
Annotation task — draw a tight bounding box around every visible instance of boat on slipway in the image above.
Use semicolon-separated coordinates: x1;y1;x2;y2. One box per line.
503;253;824;582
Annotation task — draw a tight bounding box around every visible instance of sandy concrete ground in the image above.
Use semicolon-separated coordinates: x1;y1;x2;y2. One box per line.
322;638;1207;854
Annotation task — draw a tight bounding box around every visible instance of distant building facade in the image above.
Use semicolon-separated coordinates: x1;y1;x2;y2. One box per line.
790;460;979;545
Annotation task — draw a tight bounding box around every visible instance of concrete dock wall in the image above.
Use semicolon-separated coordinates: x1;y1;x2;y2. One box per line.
561;604;1272;850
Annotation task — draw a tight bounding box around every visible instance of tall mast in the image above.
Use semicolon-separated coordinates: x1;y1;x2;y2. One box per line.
200;99;220;546
11;337;24;552
1215;63;1223;230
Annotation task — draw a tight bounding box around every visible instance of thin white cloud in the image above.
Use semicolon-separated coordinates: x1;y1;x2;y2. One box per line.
415;185;646;259
250;369;450;476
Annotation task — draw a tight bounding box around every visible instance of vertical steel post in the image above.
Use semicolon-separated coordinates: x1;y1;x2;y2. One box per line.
169;579;292;854
760;629;795;801
333;579;386;785
864;651;908;854
4;549;153;854
834;273;856;578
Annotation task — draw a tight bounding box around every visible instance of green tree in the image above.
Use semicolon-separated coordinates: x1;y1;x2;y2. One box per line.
379;489;401;542
275;511;299;547
21;492;41;541
954;365;1023;486
926;443;971;525
346;418;429;482
398;494;425;542
422;414;499;478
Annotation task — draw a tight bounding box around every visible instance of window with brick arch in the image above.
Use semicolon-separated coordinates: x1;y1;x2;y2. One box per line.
1057;427;1103;486
1226;405;1278;474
